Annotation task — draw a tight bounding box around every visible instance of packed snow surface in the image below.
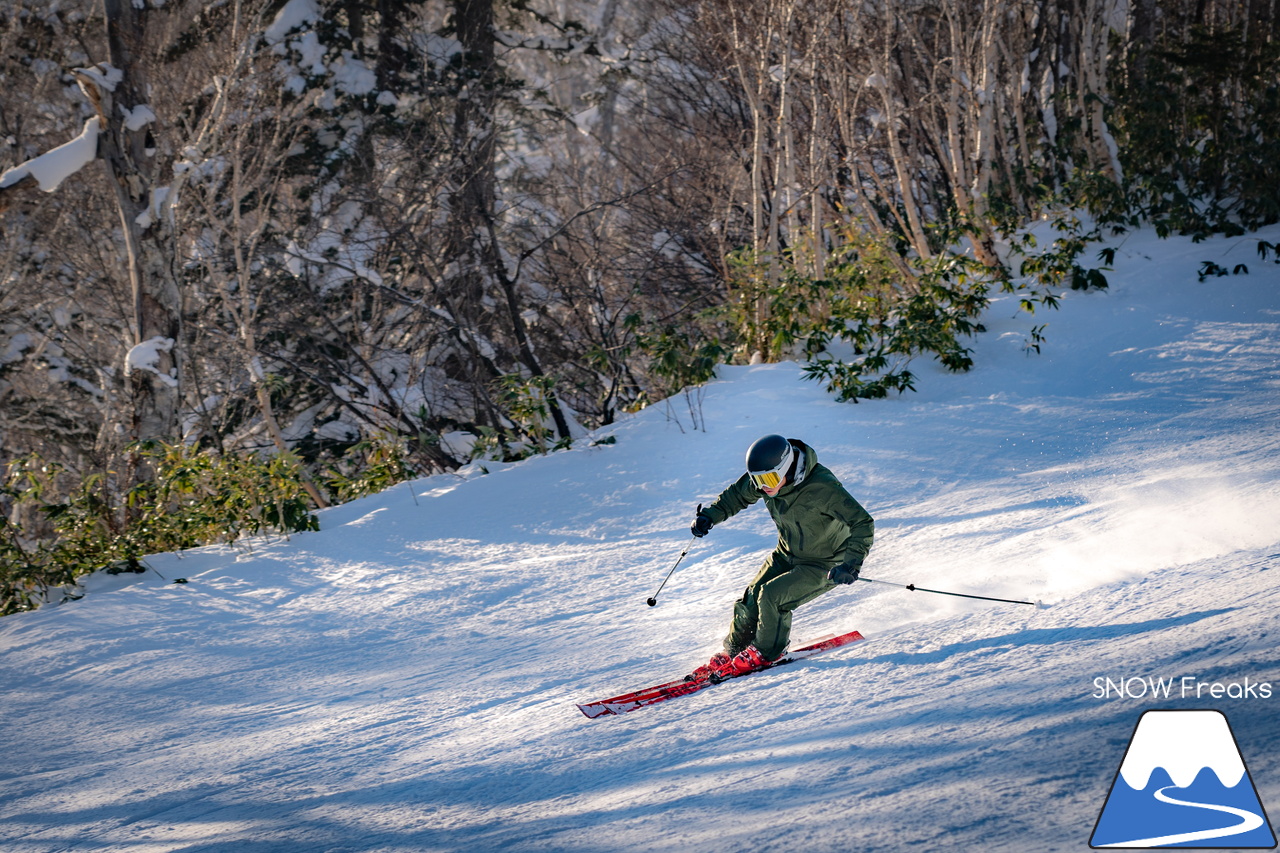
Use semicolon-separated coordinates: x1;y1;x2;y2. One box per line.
2;225;1279;852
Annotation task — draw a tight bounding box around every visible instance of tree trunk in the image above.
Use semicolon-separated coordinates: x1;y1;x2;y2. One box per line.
449;0;574;443
102;0;181;446
1127;0;1158;88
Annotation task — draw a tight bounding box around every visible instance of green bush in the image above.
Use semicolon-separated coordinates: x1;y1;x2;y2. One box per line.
324;433;421;503
1;443;319;616
713;204;1115;402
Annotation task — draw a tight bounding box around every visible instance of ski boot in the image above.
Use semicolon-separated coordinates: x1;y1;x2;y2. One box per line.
707;645;774;683
687;652;732;683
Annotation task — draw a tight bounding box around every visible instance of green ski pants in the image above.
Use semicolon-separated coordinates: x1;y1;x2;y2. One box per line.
724;551;836;661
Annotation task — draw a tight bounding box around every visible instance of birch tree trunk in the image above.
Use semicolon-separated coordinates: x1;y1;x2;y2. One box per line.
225;132;330;507
725;3;780;357
101;0;182;447
1076;0;1123;180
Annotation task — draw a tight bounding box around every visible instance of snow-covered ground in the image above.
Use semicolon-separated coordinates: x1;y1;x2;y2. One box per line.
3;225;1279;852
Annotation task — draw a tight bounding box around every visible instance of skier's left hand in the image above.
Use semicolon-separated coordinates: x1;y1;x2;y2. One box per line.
690;511;714;538
827;561;861;585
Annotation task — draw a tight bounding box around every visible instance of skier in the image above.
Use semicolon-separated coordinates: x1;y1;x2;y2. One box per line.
689;434;874;681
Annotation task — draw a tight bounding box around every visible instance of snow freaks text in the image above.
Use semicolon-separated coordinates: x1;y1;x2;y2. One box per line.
1092;676;1274;701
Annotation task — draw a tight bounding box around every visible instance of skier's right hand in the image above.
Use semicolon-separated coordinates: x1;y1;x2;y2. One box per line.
690;511;714;538
827;561;862;585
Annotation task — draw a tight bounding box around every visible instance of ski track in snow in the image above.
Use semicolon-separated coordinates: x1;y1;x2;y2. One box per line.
2;226;1280;852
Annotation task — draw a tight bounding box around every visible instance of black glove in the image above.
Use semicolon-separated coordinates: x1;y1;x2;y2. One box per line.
690;512;714;539
827;561;862;585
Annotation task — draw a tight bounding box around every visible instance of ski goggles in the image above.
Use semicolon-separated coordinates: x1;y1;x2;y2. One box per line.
748;444;793;490
750;469;785;490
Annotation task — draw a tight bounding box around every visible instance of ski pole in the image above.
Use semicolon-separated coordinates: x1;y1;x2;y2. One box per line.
647;507;701;607
858;576;1041;608
646;538;695;607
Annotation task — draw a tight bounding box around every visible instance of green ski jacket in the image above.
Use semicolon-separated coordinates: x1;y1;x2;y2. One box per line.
702;439;874;568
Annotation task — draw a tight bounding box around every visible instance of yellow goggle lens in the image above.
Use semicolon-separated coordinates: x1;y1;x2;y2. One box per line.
751;470;782;489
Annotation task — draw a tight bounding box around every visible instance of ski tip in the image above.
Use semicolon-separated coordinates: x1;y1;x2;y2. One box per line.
576;703;613;719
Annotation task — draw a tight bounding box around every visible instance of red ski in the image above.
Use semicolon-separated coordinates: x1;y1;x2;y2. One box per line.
576;629;866;719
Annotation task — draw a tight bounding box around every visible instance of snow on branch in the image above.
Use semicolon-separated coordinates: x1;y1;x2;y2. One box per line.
125;336;178;388
0;117;102;194
264;0;321;44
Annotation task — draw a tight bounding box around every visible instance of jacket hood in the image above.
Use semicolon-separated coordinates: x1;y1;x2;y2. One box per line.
776;439;817;494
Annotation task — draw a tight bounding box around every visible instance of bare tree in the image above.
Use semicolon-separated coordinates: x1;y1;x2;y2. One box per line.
93;0;183;445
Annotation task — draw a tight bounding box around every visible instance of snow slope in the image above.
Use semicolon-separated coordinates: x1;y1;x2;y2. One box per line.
2;225;1279;852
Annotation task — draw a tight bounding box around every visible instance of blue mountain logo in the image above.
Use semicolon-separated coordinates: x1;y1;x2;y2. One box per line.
1091;710;1276;849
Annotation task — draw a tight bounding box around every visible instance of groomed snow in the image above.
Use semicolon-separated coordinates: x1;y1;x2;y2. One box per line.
2;225;1279;852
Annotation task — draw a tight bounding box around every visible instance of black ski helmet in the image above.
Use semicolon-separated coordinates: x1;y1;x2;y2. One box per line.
746;434;794;488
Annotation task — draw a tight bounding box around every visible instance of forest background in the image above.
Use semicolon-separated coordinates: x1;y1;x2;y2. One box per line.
1;0;1277;614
